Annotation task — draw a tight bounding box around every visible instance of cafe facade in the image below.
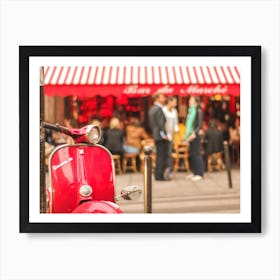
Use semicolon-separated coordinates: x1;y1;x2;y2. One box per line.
43;65;240;126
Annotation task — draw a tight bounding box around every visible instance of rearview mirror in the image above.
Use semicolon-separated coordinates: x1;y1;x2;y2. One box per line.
115;186;142;202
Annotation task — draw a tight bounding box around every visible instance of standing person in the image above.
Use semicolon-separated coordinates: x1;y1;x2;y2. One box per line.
162;96;179;178
185;96;204;181
148;92;170;181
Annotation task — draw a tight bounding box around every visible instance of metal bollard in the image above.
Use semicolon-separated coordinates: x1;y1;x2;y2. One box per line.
143;146;153;213
223;141;233;189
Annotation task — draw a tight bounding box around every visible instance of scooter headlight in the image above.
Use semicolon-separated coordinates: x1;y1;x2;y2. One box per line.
79;185;93;197
86;125;101;144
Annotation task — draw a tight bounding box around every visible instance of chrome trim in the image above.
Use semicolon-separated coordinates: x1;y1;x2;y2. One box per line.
79;184;93;197
85;125;102;144
47;143;115;213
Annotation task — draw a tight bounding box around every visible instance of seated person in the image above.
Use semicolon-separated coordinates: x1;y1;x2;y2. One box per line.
123;117;148;154
204;119;224;171
103;118;125;161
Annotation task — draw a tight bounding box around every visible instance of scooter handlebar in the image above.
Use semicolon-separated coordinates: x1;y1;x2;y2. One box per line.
43;122;73;137
43;122;102;144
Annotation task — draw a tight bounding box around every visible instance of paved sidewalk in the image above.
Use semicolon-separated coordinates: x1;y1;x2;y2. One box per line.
115;169;240;213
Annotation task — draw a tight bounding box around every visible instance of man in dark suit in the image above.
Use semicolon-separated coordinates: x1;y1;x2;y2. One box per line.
149;92;171;181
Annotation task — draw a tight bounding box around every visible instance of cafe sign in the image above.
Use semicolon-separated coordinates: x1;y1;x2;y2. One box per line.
123;84;239;97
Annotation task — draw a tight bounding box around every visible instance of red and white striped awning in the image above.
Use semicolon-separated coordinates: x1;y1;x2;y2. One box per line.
44;66;240;97
44;66;240;86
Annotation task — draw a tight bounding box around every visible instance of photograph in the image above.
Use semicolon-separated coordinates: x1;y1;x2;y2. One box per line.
20;46;261;232
3;1;277;279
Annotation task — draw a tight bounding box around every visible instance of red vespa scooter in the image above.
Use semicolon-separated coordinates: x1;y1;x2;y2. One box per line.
44;122;141;214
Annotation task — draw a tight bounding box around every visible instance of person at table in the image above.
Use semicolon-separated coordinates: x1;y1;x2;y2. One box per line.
123;117;149;154
103;117;125;167
204;118;224;171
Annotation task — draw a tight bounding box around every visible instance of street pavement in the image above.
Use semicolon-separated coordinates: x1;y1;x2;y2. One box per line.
44;167;240;214
115;168;240;214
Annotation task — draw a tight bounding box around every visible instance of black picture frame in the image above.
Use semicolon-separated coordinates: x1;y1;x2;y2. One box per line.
19;46;261;233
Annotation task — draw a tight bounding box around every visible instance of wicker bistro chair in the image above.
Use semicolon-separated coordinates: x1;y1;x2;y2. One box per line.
207;152;224;172
112;154;122;174
122;153;138;173
172;144;190;172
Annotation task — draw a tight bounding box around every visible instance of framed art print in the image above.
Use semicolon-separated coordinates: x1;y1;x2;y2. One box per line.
19;46;261;233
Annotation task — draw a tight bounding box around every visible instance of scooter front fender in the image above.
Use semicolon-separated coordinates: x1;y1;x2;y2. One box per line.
72;200;123;214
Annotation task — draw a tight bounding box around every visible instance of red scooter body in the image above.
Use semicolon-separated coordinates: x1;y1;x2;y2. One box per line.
45;123;124;214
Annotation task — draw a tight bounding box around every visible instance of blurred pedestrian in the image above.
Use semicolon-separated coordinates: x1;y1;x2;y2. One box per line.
204;119;224;171
162;96;179;177
185;96;204;181
148;92;170;181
